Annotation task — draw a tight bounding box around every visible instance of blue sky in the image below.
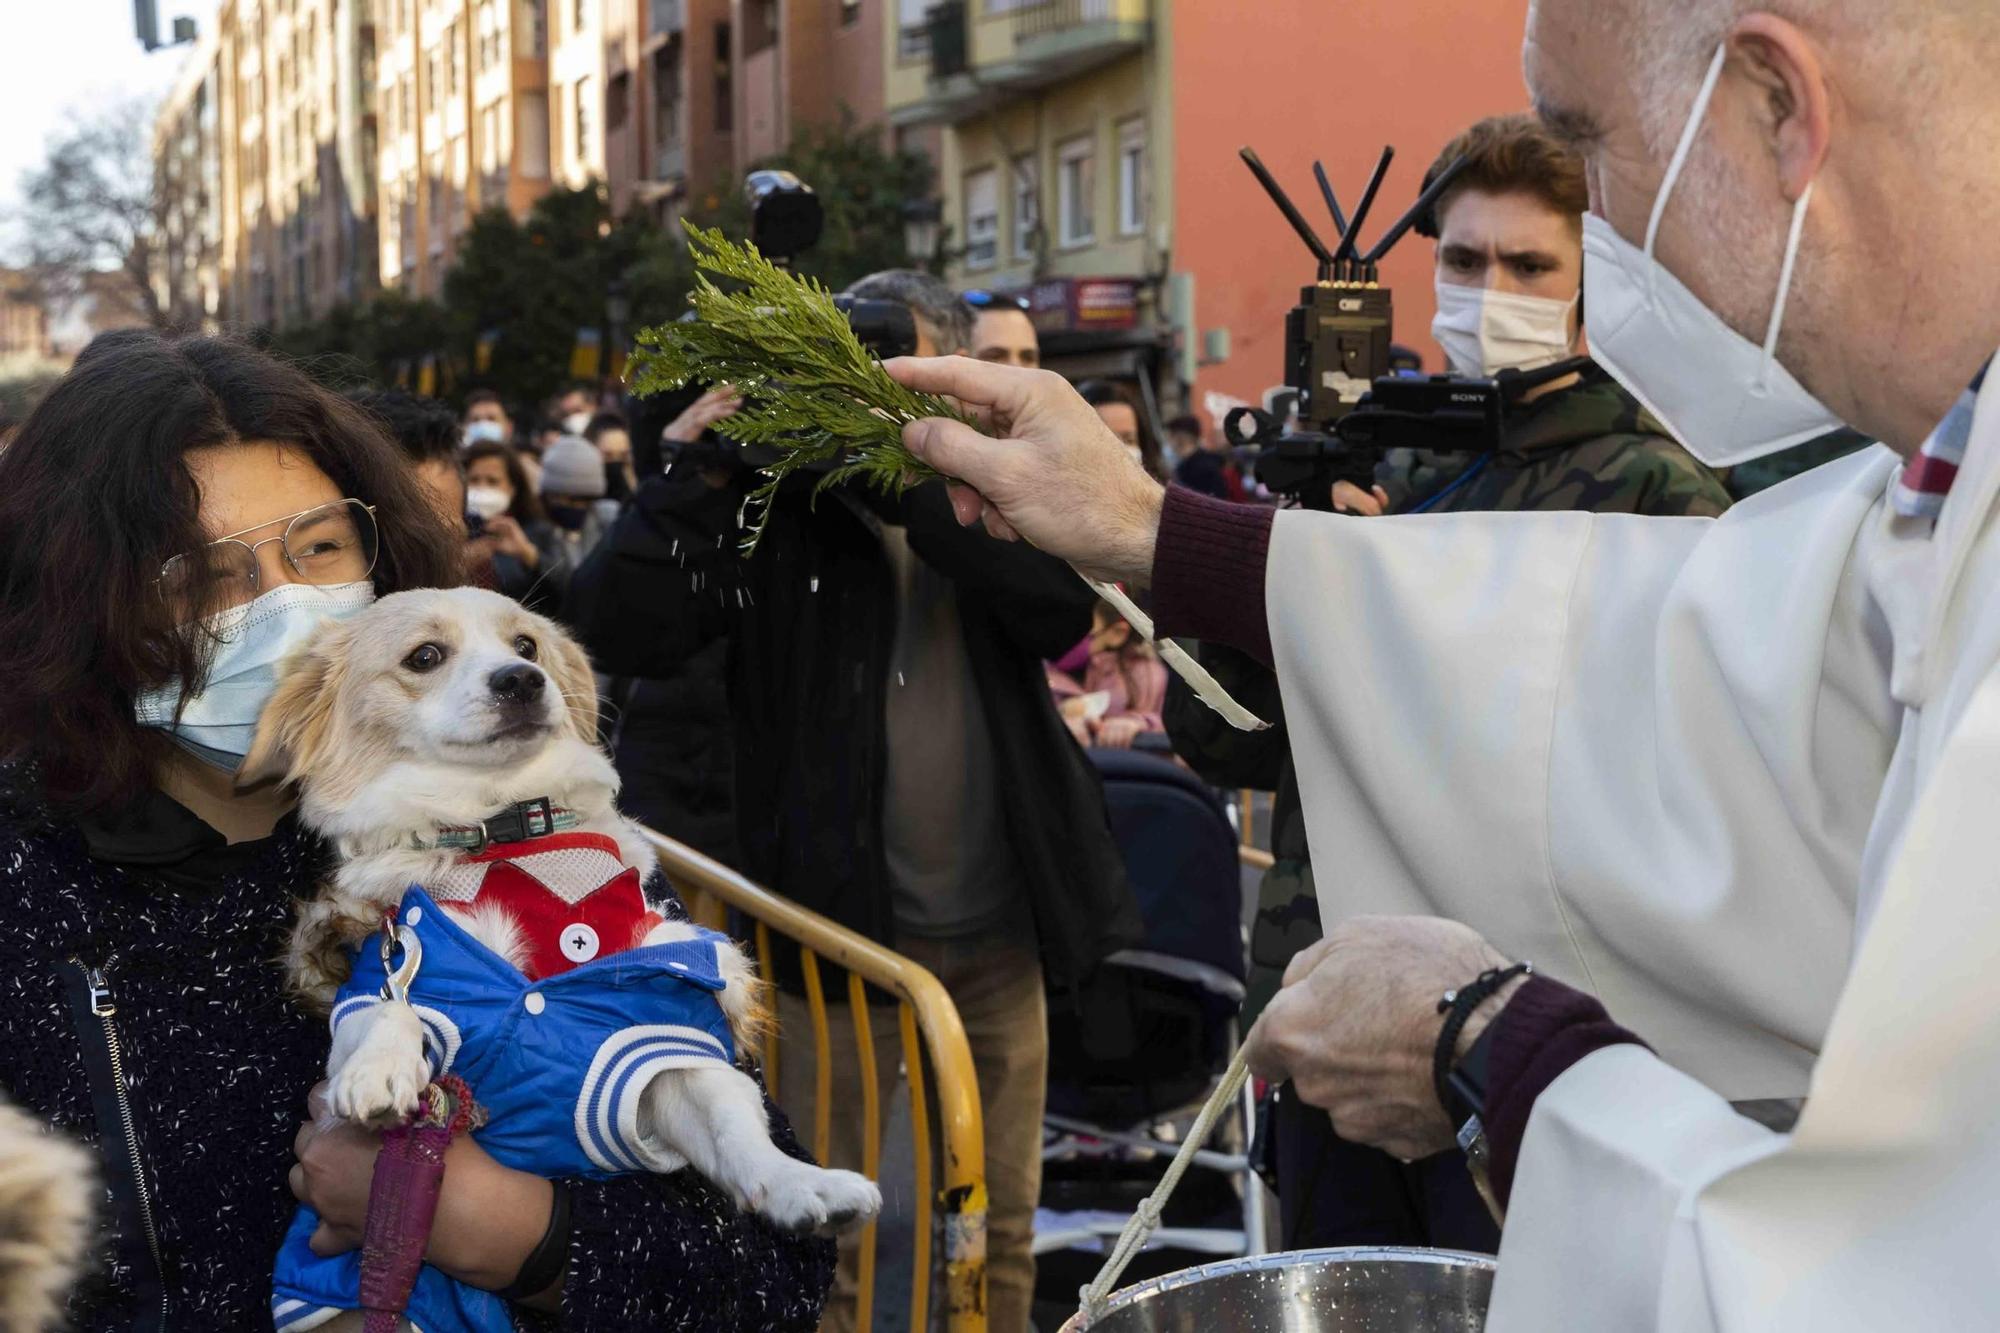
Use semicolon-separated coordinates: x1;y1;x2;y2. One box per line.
0;0;219;252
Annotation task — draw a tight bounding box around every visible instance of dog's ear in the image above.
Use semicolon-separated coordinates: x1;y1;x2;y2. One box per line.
543;629;600;745
237;620;350;789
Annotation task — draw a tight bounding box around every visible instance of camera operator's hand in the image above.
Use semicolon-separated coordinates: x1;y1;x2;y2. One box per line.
1245;916;1520;1162
1332;481;1392;517
885;358;1165;587
664;386;744;444
481;514;540;568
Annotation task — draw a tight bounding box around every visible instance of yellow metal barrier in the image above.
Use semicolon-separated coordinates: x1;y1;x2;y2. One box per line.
1240;845;1275;873
643;829;989;1333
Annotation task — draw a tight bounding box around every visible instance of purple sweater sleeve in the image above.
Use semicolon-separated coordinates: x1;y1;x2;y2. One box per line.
1149;486;1278;664
1482;976;1648;1207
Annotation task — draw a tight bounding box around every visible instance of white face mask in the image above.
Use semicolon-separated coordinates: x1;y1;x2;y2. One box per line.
464;419;506;445
562;412;591;436
133;581;376;772
1582;42;1842;467
1431;281;1578;378
465;484;511;521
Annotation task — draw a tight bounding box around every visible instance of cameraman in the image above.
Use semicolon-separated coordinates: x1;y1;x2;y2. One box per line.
1167;112;1731;1254
567;271;1135;1333
1336;113;1731;519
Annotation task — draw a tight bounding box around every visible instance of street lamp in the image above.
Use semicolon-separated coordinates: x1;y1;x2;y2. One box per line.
902;197;944;269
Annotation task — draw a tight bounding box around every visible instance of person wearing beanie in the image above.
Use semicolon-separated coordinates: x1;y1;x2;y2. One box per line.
538;434;620;561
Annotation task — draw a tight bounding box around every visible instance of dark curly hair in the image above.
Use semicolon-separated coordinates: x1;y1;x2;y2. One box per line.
0;330;465;813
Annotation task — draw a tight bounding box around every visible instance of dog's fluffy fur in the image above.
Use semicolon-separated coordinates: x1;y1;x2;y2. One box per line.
0;1096;92;1333
244;587;877;1233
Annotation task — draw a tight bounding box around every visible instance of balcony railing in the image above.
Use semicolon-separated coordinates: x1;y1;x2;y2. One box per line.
926;1;967;79
649;0;684;37
1013;0;1137;39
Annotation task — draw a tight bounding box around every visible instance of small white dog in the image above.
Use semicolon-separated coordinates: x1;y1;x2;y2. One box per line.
243;586;879;1236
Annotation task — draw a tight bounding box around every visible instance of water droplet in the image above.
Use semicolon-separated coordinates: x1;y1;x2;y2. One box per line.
897;671;906;687
810;576;820;593
663;462;674;477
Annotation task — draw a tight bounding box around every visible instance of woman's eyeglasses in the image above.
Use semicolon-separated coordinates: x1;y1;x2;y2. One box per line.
158;499;380;612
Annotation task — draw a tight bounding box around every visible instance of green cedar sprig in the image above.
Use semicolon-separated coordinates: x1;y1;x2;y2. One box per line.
628;221;970;551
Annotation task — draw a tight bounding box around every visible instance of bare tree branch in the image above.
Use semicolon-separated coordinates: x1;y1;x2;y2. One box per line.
13;98;168;330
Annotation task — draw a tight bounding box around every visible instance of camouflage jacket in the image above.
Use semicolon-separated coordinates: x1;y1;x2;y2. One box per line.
1386;367;1733;517
1167;367;1734;1022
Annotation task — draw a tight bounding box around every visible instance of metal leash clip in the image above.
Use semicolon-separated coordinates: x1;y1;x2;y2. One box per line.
379;920;423;1005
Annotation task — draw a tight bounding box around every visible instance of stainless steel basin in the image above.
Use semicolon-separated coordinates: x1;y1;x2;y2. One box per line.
1058;1246;1496;1332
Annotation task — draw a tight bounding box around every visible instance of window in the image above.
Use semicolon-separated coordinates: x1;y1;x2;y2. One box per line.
573;0;587;36
745;0;777;53
714;22;733;132
841;0;860;25
573;76;593;167
1057;134;1095;248
896;0;927;59
1011;152;1038;260
520;0;547;57
444;22;459;97
607;72;630;132
1116;116;1145;236
518;90;550;176
963;166;998;271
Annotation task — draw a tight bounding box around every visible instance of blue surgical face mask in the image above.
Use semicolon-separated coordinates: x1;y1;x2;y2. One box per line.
134;580;377;772
464;419;506;445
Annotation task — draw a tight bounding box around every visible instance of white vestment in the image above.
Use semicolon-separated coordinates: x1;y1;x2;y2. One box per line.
1264;370;2000;1326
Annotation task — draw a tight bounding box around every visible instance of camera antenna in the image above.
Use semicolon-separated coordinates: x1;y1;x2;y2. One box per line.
1238;146;1337;279
1312;161;1349;244
1361;154;1473;265
1331;146;1395;267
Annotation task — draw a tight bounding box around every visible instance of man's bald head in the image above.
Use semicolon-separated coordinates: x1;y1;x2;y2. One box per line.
1525;0;2000;453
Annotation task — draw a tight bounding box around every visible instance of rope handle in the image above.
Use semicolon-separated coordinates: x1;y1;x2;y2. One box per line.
1073;1046;1254;1327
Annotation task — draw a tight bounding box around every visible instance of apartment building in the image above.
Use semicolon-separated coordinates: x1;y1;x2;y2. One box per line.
604;0;734;219
887;0;1166;383
153;31;228;329
375;0;554;296
733;0;886;164
0;272;52;361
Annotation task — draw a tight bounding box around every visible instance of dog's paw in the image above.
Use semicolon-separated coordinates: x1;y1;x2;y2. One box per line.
750;1164;883;1235
327;1048;427;1126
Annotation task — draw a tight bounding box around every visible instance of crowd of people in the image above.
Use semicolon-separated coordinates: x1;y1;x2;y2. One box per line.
4;0;1998;1327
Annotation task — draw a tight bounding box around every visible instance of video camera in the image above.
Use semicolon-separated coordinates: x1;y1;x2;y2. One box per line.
744;169;917;360
1224;146;1586;510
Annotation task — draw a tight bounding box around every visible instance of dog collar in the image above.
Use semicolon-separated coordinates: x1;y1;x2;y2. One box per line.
417;797;581;853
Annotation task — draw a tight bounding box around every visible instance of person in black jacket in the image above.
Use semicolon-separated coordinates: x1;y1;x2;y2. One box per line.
568;272;1139;1333
0;330;834;1331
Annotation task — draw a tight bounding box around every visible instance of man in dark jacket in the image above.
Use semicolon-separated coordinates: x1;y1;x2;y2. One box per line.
1170;112;1732;1259
568;272;1136;1333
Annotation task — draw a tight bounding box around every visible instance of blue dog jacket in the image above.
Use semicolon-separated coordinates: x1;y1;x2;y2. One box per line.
272;883;739;1331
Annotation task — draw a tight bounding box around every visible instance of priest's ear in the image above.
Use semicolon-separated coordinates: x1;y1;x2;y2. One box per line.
237;622;350;790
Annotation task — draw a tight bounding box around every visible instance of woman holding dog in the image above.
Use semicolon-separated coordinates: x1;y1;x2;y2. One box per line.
0;330;834;1330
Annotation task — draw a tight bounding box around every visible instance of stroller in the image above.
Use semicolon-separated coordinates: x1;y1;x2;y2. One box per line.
1036;746;1267;1267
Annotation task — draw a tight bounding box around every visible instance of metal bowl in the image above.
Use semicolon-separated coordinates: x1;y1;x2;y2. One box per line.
1057;1247;1496;1332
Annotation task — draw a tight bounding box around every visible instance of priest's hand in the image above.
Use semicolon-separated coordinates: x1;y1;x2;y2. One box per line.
1245;916;1521;1161
884;357;1166;587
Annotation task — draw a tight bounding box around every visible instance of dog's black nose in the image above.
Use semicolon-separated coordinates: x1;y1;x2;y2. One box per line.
488;663;546;703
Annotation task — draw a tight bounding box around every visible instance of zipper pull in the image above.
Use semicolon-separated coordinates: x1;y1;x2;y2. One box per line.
70;958;116;1017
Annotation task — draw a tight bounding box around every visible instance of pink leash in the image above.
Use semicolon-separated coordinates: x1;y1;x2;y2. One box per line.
357;1072;485;1333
